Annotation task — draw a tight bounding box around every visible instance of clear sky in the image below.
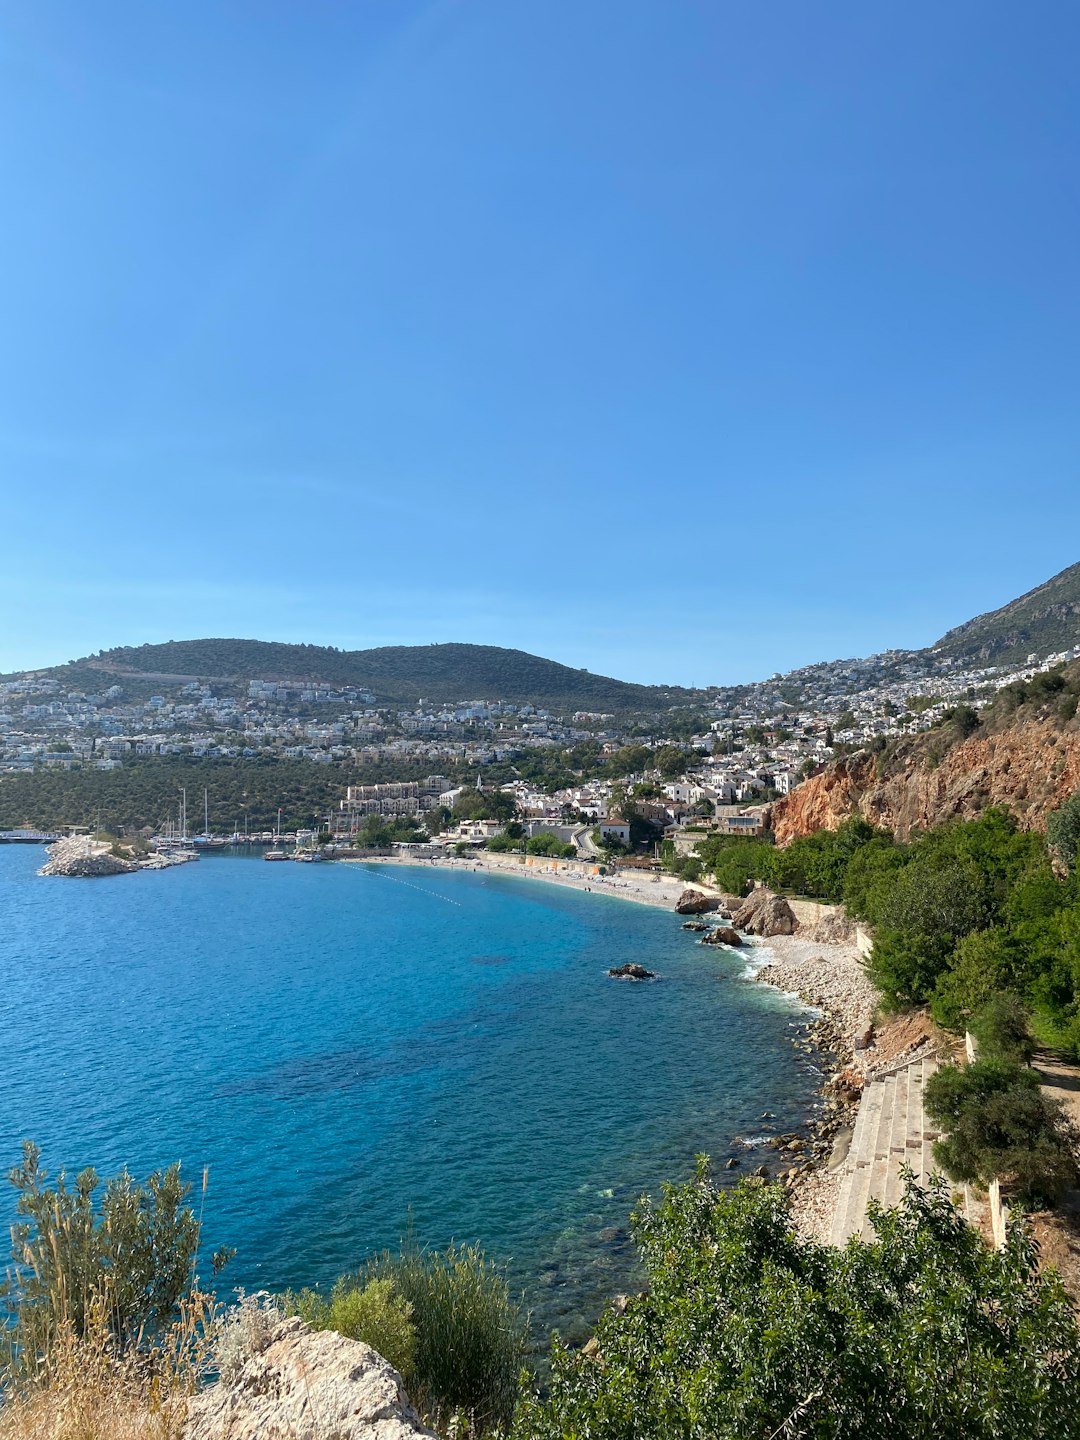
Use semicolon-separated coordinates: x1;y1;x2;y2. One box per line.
2;2;1078;685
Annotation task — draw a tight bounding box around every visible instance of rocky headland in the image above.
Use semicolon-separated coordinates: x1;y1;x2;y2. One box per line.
39;835;190;877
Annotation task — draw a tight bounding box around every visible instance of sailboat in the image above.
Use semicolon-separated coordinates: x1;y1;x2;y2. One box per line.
264;807;288;861
193;788;227;849
153;790;200;861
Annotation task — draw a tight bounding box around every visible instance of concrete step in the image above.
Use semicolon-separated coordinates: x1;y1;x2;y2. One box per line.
866;1074;897;1213
883;1062;911;1210
828;1164;858;1247
835;1074;886;1243
827;1055;946;1247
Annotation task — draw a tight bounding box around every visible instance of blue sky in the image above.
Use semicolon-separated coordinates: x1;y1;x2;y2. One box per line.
2;2;1078;685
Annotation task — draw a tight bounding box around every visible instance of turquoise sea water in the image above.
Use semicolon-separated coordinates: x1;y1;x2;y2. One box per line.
0;848;821;1340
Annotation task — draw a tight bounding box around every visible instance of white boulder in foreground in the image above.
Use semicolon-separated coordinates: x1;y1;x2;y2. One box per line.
184;1317;437;1440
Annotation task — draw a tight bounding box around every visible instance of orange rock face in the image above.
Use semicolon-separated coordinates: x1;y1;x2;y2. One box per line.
771;720;1080;844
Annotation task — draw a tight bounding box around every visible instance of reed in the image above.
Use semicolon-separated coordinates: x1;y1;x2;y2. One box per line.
362;1241;528;1435
1;1145;221;1440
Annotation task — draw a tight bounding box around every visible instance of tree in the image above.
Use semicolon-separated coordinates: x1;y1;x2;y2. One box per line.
526;832;575;858
931;928;1031;1030
944;703;981;738
1047;791;1080;874
924;1058;1078;1205
425;805;452;836
653;745;689;780
510;1164;1080;1440
451;788;517;824
867;855;995;1006
969;992;1037;1065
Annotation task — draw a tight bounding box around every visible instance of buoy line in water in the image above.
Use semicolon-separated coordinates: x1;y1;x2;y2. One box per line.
360;866;464;907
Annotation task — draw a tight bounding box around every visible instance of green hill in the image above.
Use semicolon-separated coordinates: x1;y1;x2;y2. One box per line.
932;560;1080;667
75;639;695;712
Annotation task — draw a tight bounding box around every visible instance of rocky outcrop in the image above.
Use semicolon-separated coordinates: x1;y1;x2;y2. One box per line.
608;962;655;980
40;837;137;877
730;890;798;937
702;926;742;947
800;911;857;944
184;1317;435;1440
769;718;1080;844
674;889;719;915
39;836;194;877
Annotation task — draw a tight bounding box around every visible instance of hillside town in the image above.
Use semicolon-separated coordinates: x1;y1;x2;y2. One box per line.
5;641;1078;854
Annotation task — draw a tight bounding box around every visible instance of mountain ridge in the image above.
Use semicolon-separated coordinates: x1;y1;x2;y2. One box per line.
932;559;1080;666
8;559;1080;706
63;638;699;712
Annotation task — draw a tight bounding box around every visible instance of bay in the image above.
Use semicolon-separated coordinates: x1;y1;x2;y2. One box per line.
0;847;820;1341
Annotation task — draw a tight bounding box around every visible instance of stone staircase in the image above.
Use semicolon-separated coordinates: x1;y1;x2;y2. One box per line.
828;1054;942;1246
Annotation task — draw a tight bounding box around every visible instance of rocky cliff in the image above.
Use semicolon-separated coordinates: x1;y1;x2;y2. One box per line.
771;717;1080;844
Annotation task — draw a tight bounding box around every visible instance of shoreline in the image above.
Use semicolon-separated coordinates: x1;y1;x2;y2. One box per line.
748;933;877;1238
336;851;700;910
349;854;889;1239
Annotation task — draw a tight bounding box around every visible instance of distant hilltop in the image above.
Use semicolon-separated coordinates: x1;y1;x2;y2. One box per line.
69;639;700;713
932;559;1080;667
6;558;1080;708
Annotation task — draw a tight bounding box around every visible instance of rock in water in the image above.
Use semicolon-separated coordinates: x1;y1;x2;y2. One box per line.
702;926;742;947
674;889;719;915
730;890;799;937
184;1318;435;1440
608;963;656;980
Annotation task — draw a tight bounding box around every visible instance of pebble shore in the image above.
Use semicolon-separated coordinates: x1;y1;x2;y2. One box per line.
748;934;880;1239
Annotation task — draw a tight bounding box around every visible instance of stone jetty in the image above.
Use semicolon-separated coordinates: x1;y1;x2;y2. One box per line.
39;836;191;877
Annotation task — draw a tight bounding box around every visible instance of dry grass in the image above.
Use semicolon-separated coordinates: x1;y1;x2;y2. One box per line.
1;1259;215;1440
0;1322;190;1440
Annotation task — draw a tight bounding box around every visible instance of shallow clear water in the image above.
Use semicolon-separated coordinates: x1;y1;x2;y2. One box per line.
0;848;819;1340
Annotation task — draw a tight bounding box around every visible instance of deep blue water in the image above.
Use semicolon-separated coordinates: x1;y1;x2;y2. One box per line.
0;848;820;1339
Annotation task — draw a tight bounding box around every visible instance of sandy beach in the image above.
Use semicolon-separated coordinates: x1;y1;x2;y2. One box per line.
340;851;700;910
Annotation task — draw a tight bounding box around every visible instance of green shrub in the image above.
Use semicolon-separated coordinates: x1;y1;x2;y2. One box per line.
925;1058;1078;1205
524;833;576;858
510;1162;1080;1439
702;838;770;897
1048;791;1080;875
360;1242;527;1434
1;1142;230;1375
282;1277;416;1379
931;928;1027;1030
